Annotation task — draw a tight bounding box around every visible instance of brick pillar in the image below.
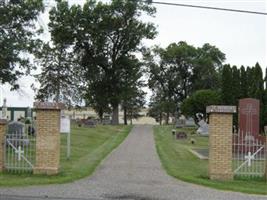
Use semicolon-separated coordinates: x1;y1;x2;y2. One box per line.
207;105;236;181
33;102;64;175
0;119;7;172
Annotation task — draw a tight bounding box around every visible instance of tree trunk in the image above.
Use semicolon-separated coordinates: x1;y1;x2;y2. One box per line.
159;112;162;125
123;106;127;125
98;109;103;123
130;111;133;125
166;112;169;125
111;104;119;125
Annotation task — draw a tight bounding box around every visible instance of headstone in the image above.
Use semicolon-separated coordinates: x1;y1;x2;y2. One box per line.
185;117;196;127
239;98;259;137
175;119;185;128
7;121;25;136
176;132;187;140
102;115;111;125
7;121;29;146
84;119;96;128
196;119;209;136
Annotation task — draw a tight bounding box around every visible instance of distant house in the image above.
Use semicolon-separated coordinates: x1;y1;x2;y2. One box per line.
0;107;34;121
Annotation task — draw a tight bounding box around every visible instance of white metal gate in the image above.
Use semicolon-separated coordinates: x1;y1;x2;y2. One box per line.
232;132;266;177
4;123;36;173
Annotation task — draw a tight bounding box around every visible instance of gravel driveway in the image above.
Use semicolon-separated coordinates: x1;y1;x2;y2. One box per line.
0;125;266;200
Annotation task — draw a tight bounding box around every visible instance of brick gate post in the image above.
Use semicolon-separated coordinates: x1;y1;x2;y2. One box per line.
207;105;236;181
0;119;7;172
33;102;64;175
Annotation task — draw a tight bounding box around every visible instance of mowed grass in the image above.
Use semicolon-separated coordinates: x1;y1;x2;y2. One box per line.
0;125;132;187
154;125;267;195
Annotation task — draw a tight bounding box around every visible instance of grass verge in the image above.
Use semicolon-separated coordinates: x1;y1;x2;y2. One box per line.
154;125;267;195
0;125;132;187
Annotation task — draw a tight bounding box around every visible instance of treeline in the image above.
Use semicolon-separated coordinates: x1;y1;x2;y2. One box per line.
221;63;267;129
1;1;265;127
150;60;267;129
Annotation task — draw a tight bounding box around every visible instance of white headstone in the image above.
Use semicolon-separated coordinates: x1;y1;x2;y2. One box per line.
196;119;209;136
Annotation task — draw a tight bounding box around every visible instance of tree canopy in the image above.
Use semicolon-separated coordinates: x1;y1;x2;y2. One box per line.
0;0;44;89
146;41;225;124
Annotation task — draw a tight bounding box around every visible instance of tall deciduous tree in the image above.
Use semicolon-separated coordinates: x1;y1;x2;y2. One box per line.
191;43;225;91
120;56;146;125
66;0;157;124
0;0;44;89
146;42;197;124
146;42;225;124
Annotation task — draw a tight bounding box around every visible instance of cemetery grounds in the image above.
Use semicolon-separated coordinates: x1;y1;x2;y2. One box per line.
0;125;132;186
154;125;267;195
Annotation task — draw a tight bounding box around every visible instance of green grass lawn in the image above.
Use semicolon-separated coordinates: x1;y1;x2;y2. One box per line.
154;125;267;195
0;125;132;187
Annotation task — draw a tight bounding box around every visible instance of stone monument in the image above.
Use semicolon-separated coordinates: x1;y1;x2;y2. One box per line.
238;98;264;143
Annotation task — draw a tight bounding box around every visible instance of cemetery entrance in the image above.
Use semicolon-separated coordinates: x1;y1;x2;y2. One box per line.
4;121;36;172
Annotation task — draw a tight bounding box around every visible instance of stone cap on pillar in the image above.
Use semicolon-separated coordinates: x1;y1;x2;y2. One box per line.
0;119;7;125
206;105;236;114
34;102;65;110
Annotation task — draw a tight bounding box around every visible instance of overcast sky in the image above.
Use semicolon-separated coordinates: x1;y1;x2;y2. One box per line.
1;0;266;107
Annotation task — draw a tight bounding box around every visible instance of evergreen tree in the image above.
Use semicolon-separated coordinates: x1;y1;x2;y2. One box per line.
35;43;82;105
253;63;264;131
253;63;264;101
221;64;233;105
263;67;267;128
246;67;254;97
240;65;247;98
231;65;241;104
231;65;241;127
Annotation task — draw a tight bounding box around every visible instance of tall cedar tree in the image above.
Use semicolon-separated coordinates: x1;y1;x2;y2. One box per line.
240;65;247;98
253;63;264;130
231;65;240;126
221;64;233;105
263;68;267;128
0;0;43;89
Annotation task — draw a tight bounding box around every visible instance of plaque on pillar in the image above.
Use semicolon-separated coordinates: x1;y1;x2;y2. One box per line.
34;102;65;110
206;105;236;114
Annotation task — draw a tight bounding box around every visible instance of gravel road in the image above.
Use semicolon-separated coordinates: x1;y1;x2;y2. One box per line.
0;125;266;200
